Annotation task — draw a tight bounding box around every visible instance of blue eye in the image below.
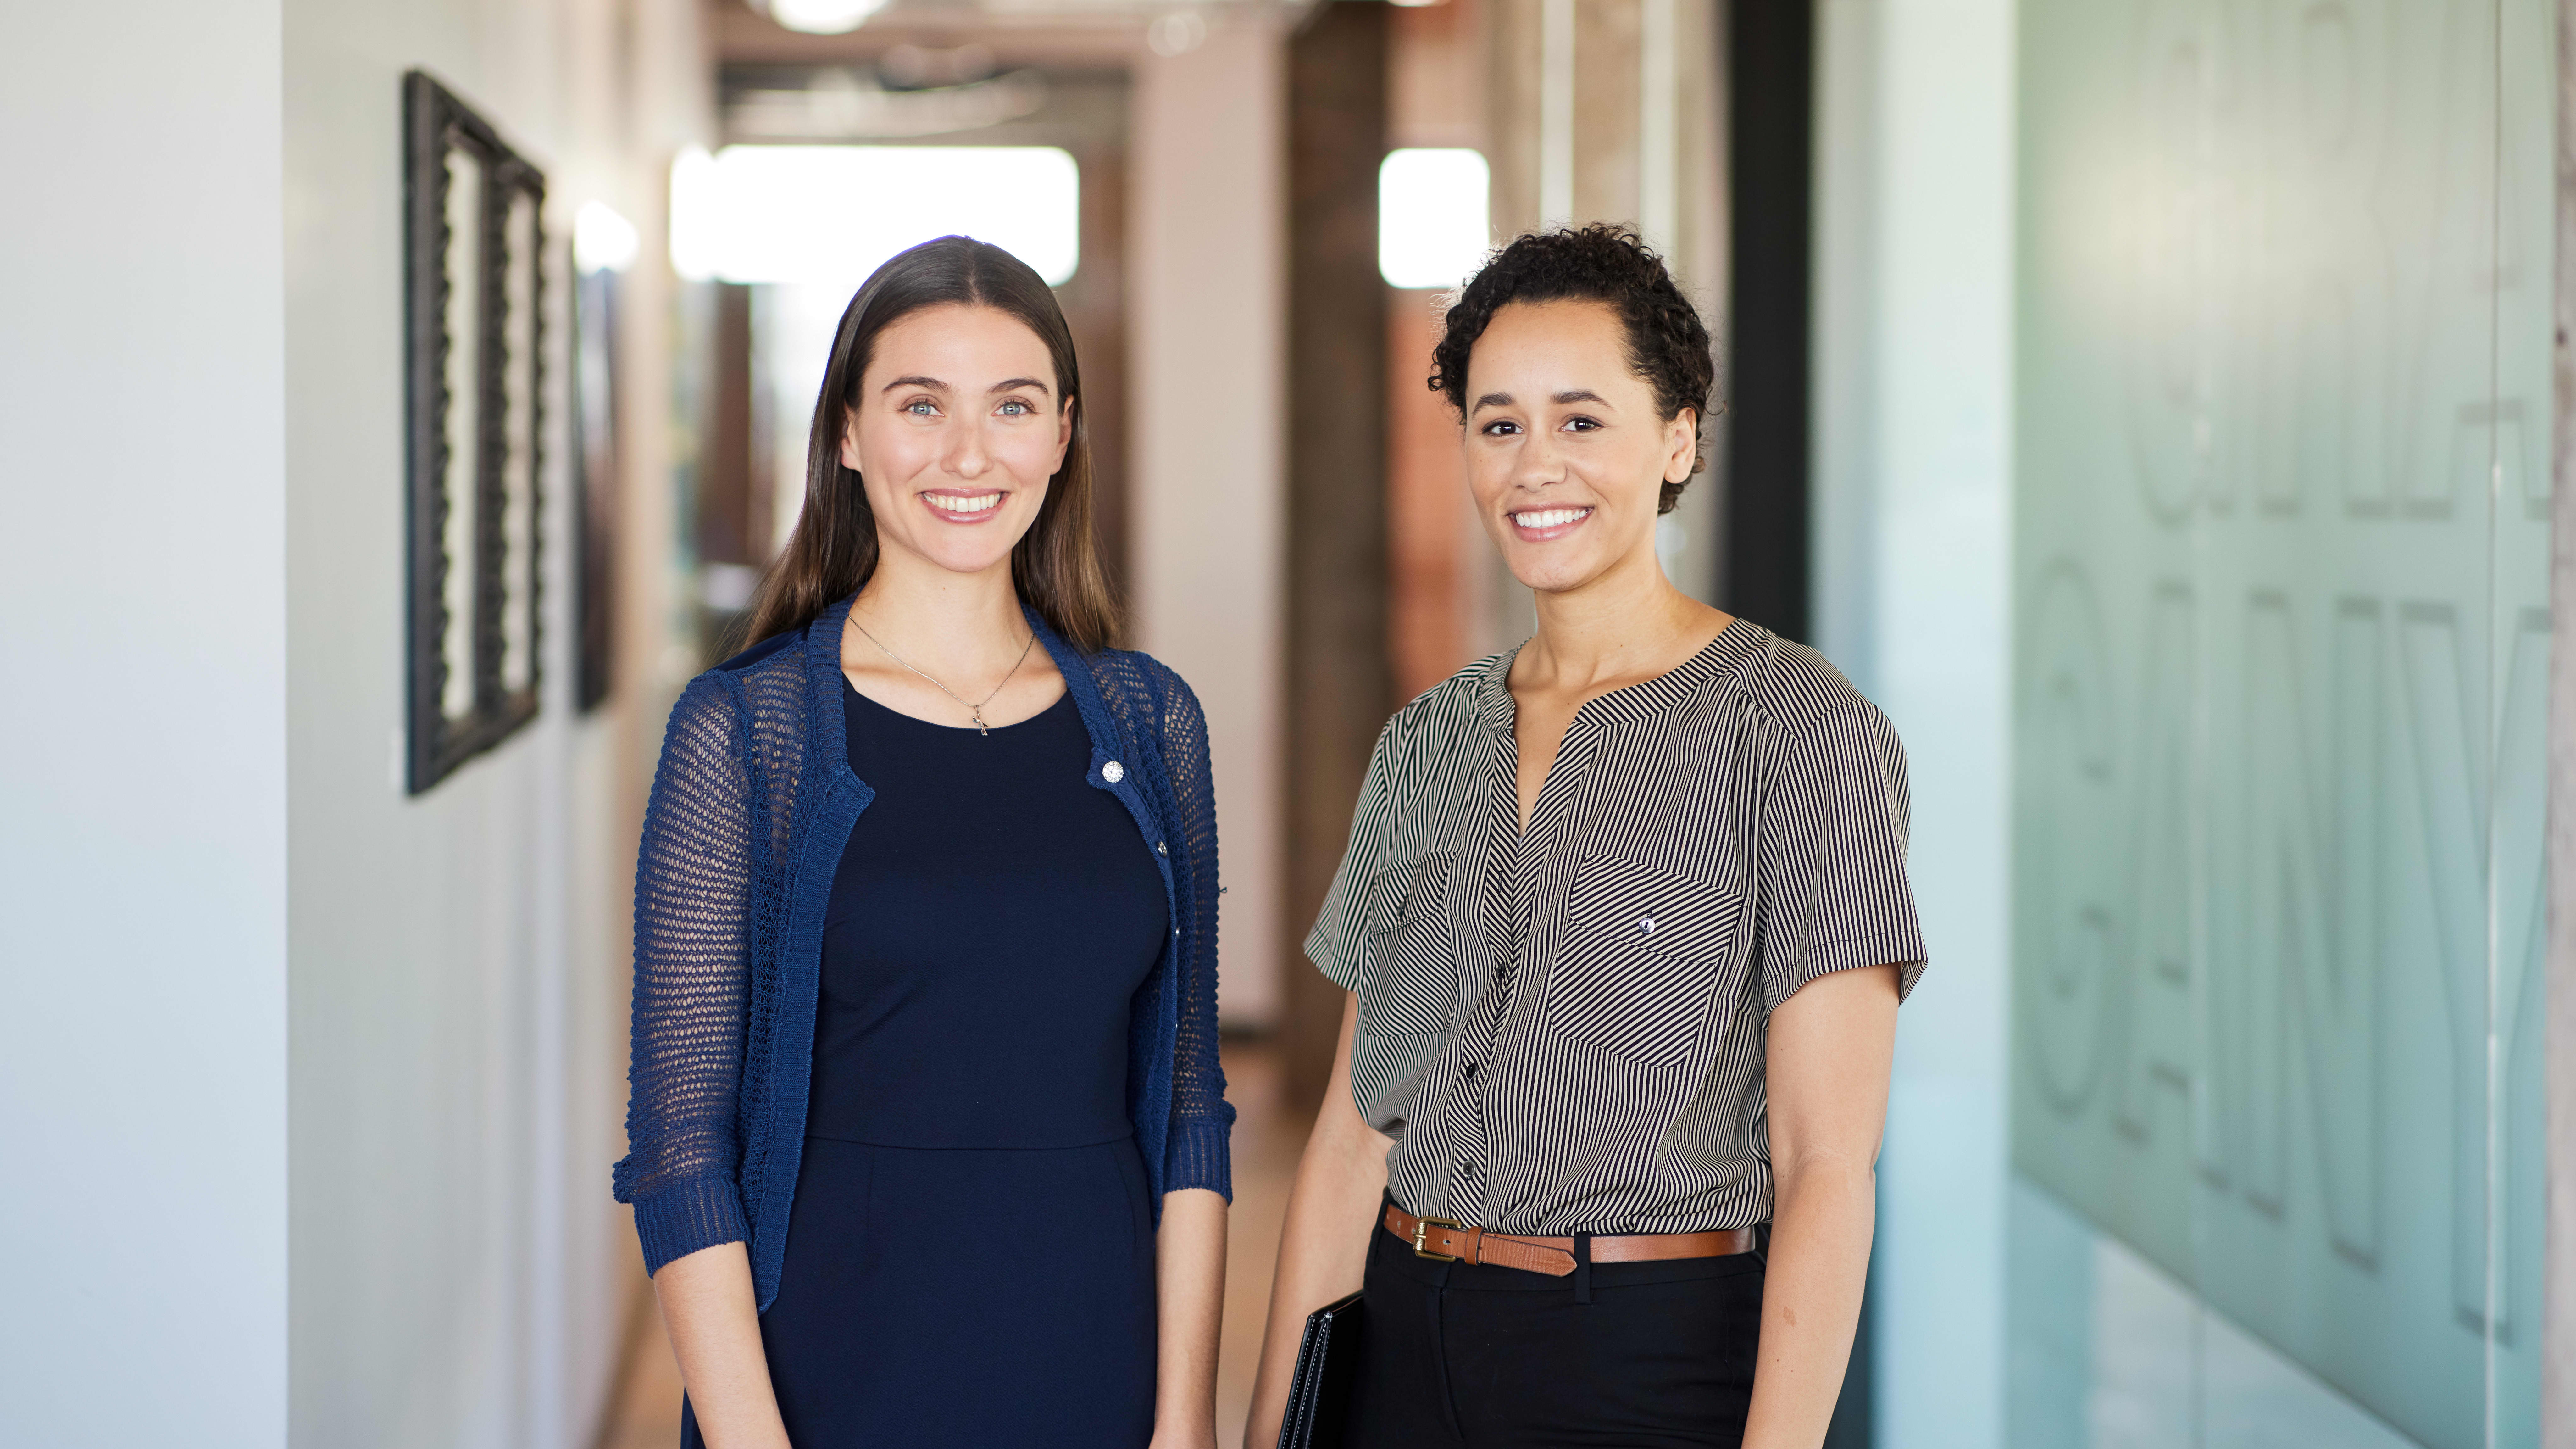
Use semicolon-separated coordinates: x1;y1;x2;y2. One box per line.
905;399;938;416
998;399;1031;416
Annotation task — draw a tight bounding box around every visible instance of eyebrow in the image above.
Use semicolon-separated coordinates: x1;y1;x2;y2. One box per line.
1470;387;1612;413
879;375;1053;396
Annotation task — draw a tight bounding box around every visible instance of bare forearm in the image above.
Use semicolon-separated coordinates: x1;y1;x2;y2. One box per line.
1152;1188;1229;1446
1245;996;1388;1449
1740;1155;1876;1449
653;1242;791;1449
1243;1125;1385;1447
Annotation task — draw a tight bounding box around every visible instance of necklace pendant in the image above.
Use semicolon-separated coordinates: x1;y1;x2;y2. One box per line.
974;712;990;736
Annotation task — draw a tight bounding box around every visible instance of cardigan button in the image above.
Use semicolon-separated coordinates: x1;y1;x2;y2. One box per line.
1102;760;1126;783
1156;841;1168;856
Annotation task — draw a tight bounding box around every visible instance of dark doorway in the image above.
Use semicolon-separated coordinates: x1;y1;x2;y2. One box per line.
1719;0;1813;645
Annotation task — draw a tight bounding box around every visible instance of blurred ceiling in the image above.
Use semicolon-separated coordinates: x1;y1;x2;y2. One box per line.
710;0;1319;142
714;0;1311;57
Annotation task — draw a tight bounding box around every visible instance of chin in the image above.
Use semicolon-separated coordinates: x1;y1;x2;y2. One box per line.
929;543;1021;578
1502;546;1610;596
895;529;1023;578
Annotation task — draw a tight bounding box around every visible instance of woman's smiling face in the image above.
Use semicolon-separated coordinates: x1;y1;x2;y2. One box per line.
1460;298;1697;596
841;302;1074;579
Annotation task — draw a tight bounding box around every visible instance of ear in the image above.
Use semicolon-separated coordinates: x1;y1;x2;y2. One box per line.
1052;395;1078;473
839;411;864;472
1663;407;1699;484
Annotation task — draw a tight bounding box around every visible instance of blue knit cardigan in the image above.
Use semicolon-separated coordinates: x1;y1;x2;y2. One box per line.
613;594;1234;1308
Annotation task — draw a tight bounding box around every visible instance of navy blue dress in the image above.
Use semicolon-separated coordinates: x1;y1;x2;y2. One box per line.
682;680;1169;1447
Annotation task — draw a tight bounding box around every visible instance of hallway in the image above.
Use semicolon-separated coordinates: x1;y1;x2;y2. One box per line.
5;0;2568;1445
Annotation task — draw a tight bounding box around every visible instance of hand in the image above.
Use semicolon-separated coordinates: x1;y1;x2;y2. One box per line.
1147;1428;1220;1449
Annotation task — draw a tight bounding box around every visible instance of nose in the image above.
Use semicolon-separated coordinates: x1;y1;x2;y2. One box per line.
943;415;992;479
1511;424;1566;491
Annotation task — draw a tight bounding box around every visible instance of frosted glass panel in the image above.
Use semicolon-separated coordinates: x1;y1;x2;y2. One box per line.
2008;2;2551;1446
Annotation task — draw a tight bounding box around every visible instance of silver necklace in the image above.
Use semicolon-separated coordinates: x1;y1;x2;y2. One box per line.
849;617;1038;736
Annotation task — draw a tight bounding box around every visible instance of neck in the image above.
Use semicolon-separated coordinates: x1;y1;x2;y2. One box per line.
1521;541;1713;689
849;543;1030;670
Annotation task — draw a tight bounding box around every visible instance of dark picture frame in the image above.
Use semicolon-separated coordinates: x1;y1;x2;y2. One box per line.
403;70;547;793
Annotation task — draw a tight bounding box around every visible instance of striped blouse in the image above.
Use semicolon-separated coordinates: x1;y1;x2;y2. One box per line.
1305;619;1928;1235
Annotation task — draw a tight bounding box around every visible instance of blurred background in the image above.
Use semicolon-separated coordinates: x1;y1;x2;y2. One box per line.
3;0;2567;1445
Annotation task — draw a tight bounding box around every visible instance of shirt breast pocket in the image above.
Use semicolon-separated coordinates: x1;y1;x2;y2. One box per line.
1544;854;1741;1071
1358;852;1459;1039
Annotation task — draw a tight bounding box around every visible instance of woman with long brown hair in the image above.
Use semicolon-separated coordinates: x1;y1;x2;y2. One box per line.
614;236;1233;1448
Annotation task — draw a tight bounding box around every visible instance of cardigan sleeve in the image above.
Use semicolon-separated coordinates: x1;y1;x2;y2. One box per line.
612;673;757;1273
1156;665;1236;1201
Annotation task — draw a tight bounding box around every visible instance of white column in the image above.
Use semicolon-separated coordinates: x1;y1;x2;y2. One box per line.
1813;1;2015;1445
1129;21;1290;1028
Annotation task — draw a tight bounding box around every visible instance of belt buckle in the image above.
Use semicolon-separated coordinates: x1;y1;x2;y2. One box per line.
1412;1216;1464;1262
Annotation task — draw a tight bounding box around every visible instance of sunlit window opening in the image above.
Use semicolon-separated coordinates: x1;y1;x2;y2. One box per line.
669;144;1081;292
1377;148;1489;290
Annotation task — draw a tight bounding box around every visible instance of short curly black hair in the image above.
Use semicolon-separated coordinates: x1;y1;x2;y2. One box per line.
1429;224;1715;514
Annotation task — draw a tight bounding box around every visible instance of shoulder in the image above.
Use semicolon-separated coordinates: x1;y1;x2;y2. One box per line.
1731;630;1900;750
667;623;813;731
1089;645;1195;704
1078;646;1199;718
1377;651;1509;759
713;625;805;675
1079;647;1210;759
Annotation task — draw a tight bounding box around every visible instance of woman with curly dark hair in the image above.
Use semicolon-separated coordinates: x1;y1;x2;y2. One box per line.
1247;226;1926;1448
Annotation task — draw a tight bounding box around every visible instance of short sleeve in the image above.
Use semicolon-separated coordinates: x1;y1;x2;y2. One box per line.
1752;697;1929;1012
1303;718;1402;992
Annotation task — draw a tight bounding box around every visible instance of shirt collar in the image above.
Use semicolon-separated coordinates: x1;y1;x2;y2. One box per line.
1471;616;1766;734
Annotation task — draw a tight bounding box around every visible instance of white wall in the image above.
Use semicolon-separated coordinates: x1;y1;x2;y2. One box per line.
1128;22;1289;1029
1811;1;2014;1444
281;0;703;1444
0;2;291;1444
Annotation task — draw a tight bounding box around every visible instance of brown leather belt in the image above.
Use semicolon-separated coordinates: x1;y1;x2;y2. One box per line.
1381;1202;1757;1278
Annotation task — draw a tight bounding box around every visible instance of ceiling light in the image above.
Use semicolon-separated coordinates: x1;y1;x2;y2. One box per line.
1147;12;1207;57
769;0;889;35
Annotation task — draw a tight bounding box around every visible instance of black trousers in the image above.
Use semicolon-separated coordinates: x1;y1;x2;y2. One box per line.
1345;1207;1764;1448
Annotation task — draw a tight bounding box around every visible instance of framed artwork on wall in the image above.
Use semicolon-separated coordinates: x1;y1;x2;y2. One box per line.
402;69;546;793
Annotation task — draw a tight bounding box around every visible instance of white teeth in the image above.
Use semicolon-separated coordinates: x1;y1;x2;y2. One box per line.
925;492;1003;515
1513;507;1590;529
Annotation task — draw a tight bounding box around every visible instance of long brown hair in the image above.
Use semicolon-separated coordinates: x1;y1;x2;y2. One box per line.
741;235;1121;651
